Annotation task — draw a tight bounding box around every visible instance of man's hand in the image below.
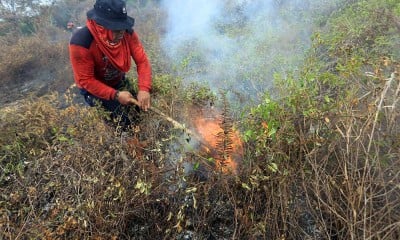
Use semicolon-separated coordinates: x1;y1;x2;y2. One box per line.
116;90;134;105
137;90;151;111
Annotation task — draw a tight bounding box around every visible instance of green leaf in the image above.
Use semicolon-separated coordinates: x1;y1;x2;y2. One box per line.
268;163;279;173
193;162;200;170
241;182;251;191
268;128;277;138
57;135;69;142
244;130;255;142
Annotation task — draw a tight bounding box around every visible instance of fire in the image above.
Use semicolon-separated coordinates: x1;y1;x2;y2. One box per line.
192;108;243;174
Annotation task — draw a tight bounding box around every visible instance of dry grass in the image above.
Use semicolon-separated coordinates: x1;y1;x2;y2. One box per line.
301;69;400;239
267;64;399;239
0;27;72;104
0;29;69;82
1;65;398;239
0;93;168;239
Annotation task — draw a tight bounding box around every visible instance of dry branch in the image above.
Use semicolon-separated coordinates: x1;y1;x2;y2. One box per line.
128;98;212;151
129;98;195;136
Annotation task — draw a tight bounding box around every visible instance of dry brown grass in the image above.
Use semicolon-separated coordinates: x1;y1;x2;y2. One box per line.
0;29;68;82
0;27;72;105
301;69;400;239
237;61;400;239
1;64;398;239
0;93;168;239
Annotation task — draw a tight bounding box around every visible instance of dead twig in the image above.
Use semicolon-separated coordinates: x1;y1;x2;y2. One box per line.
129;99;214;154
367;73;395;153
129;99;194;134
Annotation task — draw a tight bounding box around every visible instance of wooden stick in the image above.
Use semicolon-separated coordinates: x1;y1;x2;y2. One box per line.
129;99;219;167
129;99;198;138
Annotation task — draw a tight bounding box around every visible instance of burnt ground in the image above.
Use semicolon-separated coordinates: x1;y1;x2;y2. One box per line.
0;64;84;107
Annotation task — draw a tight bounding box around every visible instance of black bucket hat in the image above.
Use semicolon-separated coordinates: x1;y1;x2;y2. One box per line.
87;0;135;30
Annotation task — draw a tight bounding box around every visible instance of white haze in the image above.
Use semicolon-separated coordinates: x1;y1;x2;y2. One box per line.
160;0;343;105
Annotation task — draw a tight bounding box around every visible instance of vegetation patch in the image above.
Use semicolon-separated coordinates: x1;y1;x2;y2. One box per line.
0;0;399;239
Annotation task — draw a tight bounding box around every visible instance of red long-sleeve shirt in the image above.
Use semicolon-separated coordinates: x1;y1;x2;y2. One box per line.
69;27;152;100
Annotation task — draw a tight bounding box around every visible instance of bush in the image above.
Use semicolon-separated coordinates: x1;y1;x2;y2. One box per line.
242;2;400;237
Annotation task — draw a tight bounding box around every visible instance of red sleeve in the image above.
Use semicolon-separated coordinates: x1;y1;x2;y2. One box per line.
69;44;117;100
129;32;152;92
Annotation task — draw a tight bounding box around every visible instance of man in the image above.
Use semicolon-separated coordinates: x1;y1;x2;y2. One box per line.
69;0;152;128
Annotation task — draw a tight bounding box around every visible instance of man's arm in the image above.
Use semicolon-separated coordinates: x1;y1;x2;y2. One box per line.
129;32;152;110
69;44;117;100
129;32;152;92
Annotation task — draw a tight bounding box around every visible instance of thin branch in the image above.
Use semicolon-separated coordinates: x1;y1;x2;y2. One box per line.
367;73;395;153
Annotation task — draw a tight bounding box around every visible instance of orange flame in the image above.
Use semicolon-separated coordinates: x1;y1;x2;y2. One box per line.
192;110;243;174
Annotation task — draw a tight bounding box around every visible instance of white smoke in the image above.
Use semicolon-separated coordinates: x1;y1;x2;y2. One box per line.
160;0;343;105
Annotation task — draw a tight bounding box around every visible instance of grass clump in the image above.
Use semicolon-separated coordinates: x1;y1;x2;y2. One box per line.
0;95;169;239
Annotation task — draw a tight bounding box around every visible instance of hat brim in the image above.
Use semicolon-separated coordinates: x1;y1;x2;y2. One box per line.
87;8;135;30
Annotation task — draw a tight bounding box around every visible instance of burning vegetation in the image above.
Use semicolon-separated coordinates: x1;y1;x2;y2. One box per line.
191;100;243;174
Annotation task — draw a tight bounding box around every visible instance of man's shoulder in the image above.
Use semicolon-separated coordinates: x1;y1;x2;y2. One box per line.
70;26;93;49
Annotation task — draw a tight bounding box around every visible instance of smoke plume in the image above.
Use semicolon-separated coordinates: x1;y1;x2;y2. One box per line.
160;0;343;105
